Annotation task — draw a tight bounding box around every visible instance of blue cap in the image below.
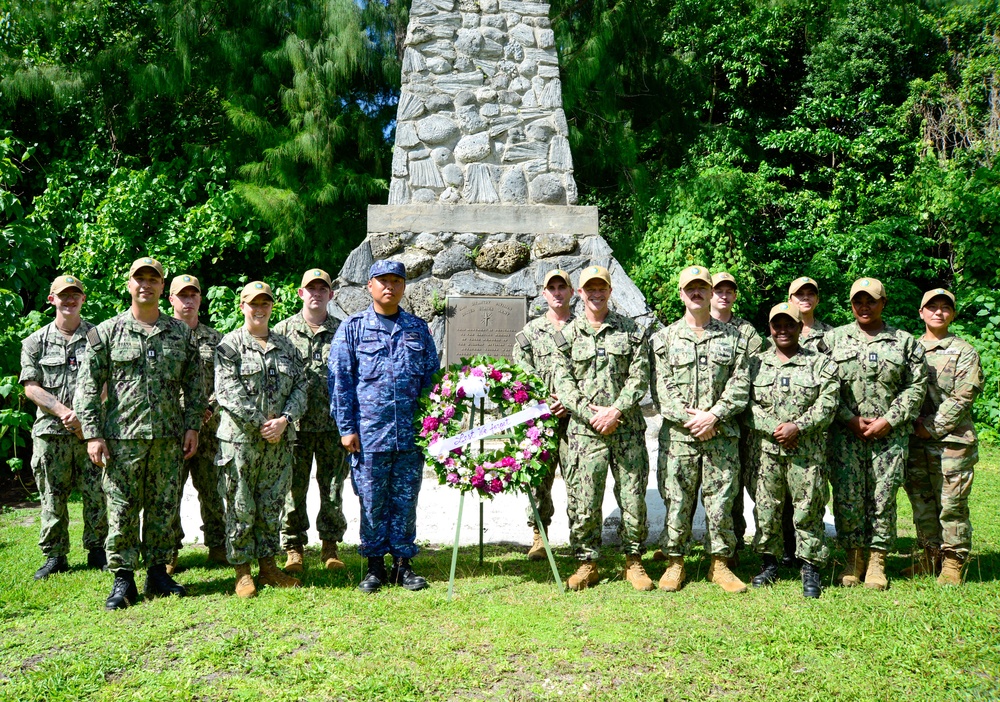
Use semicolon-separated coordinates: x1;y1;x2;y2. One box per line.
369;260;407;280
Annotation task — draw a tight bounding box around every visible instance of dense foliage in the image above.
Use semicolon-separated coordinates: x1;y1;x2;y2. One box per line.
2;0;999;470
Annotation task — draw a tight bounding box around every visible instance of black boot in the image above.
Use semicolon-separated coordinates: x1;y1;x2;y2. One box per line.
752;554;779;588
105;570;139;610
87;548;108;571
801;561;822;599
389;557;429;591
358;557;387;594
34;555;69;580
144;563;187;598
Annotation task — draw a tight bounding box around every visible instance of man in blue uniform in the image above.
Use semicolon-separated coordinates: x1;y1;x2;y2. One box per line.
330;260;439;593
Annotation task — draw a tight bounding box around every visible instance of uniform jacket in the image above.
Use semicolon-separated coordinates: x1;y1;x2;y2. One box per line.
20;320;94;438
551;311;649;437
649;317;750;442
764;318;834;355
916;334;982;445
214;327;308;443
513;313;575;392
748;347;839;456
329;305;439;452
722;314;763;355
74;311;205;440
273;311;339;434
189;322;223;432
827;322;927;437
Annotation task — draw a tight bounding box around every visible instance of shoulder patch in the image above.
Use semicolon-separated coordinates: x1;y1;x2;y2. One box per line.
515;331;531;351
217;342;238;362
553;330;570;352
650;334;665;353
630;326;646;345
86;328;103;349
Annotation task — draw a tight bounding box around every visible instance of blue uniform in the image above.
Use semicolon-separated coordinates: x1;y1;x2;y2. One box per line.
330;305;439;558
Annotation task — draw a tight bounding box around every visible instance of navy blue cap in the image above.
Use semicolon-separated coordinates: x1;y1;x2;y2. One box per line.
369;260;407;280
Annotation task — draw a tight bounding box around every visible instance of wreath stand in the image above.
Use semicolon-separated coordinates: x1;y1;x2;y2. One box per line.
446;397;565;601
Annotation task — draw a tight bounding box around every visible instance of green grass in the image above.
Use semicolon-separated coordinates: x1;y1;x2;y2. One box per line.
2;452;1000;701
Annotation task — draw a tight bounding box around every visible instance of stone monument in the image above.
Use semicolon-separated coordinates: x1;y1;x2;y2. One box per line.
330;0;653;351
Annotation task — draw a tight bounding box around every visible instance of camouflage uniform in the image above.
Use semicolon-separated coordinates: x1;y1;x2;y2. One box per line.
827;323;927;551
74;313;206;572
330;306;439;559
905;334;981;556
747;348;838;565
273;312;348;550
513;313;574;530
214;327;308;565
649;318;750;558
550;312;650;560
20;321;107;557
169;322;225;552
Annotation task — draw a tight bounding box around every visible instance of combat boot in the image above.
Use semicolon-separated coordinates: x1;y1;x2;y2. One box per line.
207;546;229;566
233;563;256;599
321;541;346;570
87;548;108;571
937;551;964;586
801;561;822;599
623;555;654;591
652;549;667;562
105;570;139;610
902;546;940;578
708;555;747;593
34;555;69;580
659;556;686;592
258;556;302;588
527;529;546;561
864;549;888;591
390;557;429;591
358;557;387;594
836;548;866;587
567;560;599;590
145;563;187;598
284;545;304;573
752;554;780;588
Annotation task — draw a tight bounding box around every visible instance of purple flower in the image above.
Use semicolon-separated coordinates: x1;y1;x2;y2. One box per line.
490;478;503;493
452;447;463;457
527;426;540;440
423;416;440;432
443;406;455;420
500;456;516;468
447;473;460;484
503;389;513;400
513;389;529;404
472;367;485;377
457;386;466;399
441;385;452;397
540;450;551;462
490;369;503;381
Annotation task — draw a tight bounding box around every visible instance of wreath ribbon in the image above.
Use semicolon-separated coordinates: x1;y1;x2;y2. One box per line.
428;402;551;458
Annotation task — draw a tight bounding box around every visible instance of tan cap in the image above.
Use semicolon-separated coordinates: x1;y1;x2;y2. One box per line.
920;288;956;309
849;277;886;300
768;302;802;323
542;268;572;287
169;274;201;296
49;275;85;295
128;257;165;279
300;268;332;289
240;281;274;303
788;276;819;296
578;265;612;288
711;272;737;289
678;265;713;289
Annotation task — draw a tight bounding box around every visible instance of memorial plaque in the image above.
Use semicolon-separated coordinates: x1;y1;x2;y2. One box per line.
445;296;527;367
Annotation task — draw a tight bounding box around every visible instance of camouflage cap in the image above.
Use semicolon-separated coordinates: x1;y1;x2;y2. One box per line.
768;301;802;323
711;271;738;289
788;276;819;296
369;260;407;280
920;287;956;309
128;257;165;279
542;268;572;287
678;266;713;289
849;277;886;301
578;265;612;288
240;281;274;304
169;274;201;296
300;268;332;289
49;275;84;295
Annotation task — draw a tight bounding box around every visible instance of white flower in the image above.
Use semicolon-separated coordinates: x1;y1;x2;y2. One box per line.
458;375;487;398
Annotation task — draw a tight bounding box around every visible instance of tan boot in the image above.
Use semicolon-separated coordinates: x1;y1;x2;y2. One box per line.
623;555;654;591
567;560;599;591
284;545;304;574
651;549;667;562
321;541;345;570
527;529;546;561
234;563;256;599
864;549;888;590
837;548;867;587
258;556;302;588
165;551;178;575
659;556;686;592
937;552;964;586
901;546;940;578
708;555;747;593
208;546;229;566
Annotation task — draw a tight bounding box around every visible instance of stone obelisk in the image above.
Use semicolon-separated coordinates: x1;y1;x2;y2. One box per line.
330;0;653;348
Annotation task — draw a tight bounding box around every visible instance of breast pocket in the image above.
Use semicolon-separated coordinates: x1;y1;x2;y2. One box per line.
832;347;858;380
110;345;142;381
605;334;632;375
751;370;776;405
39;354;65;389
159;345;186;381
927;354;957;393
709;341;737;386
876;349;905;388
791;375;821;413
240;359;263;395
357;343;385;381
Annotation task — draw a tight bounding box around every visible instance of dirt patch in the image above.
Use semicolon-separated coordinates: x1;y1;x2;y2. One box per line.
1;466;38;508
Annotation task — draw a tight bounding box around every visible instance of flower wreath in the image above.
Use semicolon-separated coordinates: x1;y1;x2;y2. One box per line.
415;355;560;499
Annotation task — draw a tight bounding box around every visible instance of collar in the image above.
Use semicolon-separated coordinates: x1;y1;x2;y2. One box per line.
921;333;955;351
123;311;167;337
239;325;277;353
291;311;337;335
673;316;728;341
760;347;808;367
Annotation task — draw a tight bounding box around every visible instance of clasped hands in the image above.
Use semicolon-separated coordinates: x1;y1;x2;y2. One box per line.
847;415;893;441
